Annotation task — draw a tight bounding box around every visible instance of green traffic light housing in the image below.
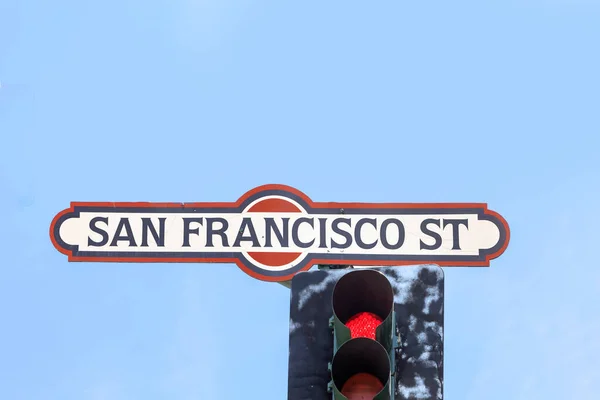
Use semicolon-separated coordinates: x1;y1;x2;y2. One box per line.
329;269;397;400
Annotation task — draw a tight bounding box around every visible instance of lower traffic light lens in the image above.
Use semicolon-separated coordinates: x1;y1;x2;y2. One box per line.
331;338;391;399
341;372;384;399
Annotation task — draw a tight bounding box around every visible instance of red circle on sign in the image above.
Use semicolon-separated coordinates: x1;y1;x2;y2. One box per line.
246;197;303;268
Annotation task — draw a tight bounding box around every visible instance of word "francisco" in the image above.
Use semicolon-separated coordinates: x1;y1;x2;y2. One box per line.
86;215;470;251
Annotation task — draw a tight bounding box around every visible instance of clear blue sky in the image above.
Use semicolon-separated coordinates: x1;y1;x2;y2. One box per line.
1;0;599;399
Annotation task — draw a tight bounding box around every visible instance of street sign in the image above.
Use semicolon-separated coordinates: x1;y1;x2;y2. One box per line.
49;184;510;282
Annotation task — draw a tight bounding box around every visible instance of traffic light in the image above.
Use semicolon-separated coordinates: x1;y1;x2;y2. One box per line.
329;269;396;399
287;265;444;400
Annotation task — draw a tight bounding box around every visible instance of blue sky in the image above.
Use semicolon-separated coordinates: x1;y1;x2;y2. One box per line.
1;0;599;399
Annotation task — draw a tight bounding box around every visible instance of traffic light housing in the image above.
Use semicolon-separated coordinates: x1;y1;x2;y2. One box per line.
330;269;396;399
287;265;444;400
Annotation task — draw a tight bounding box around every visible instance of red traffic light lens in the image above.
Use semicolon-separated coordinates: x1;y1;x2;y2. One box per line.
345;312;383;340
341;372;384;399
